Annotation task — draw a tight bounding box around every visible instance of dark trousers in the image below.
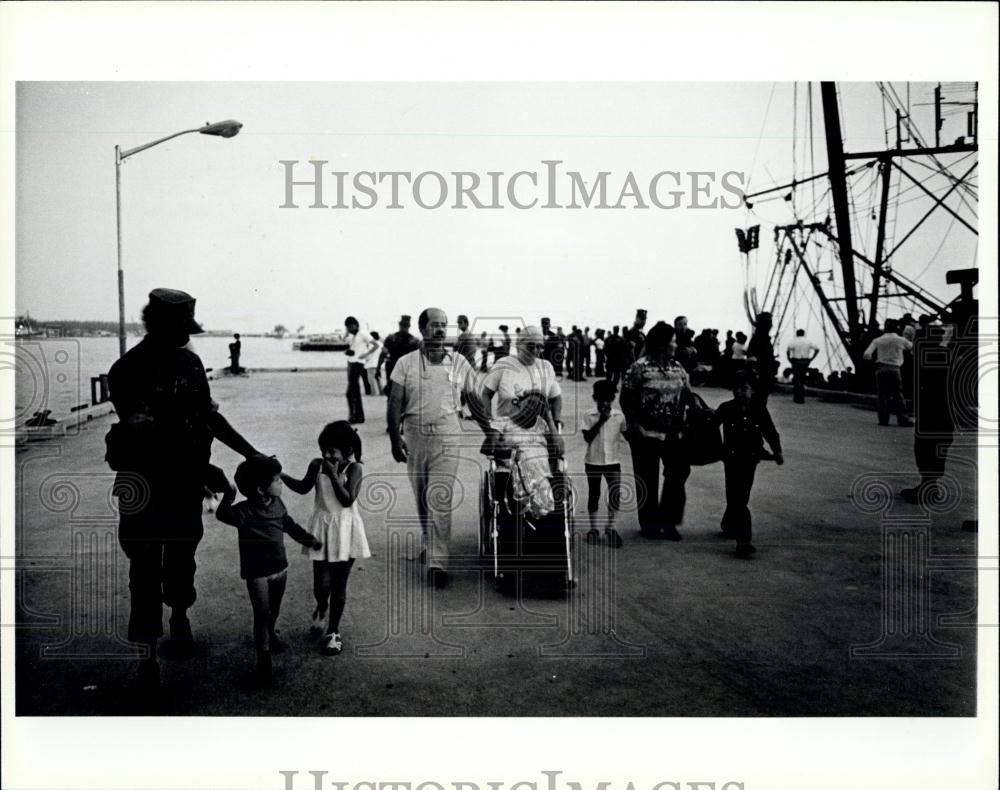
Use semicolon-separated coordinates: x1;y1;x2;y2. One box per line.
791;359;810;403
585;463;622;513
875;365;907;425
347;362;365;422
360;367;372;396
118;502;204;643
721;458;757;545
606;366;621;386
595;349;605;377
914;434;953;488
628;435;690;530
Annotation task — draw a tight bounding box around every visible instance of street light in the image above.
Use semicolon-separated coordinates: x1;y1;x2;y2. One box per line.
115;120;243;357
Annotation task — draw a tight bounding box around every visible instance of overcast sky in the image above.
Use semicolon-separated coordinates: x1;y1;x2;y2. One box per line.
16;81;976;346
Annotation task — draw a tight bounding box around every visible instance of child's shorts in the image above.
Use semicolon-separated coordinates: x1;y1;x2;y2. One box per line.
248;568;288;584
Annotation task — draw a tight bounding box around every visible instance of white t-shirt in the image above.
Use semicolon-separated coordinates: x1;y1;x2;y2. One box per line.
863;333;913;367
582;409;627;466
786;337;819;360
365;339;383;369
731;341;747;360
483;356;561;418
348;329;376;364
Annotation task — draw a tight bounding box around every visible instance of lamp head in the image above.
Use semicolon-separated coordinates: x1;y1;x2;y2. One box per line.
200;120;243;138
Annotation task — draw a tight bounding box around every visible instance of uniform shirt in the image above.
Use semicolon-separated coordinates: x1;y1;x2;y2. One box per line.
483;356;561;418
390;348;477;426
382;331;420;377
583;408;627;466
786;337;819;360
216;496;316;580
454;331;478;366
107;336;217;477
863;333;913;367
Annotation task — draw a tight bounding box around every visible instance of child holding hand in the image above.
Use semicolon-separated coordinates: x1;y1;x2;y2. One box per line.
216;455;321;684
282;421;370;656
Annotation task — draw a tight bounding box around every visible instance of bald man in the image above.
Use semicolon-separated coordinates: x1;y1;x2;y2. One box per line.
387;307;480;588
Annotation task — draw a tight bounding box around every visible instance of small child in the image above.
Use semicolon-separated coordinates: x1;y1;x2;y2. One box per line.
215;455;322;684
714;372;784;557
282;421;370;656
581;379;628;548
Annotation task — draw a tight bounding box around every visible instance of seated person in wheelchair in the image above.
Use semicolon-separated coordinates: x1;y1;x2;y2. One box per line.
489;392;555;518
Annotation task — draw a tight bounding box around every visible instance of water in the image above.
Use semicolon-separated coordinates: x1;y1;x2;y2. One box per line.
11;335;350;422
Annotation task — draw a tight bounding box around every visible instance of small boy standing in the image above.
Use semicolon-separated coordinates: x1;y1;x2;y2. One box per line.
582;379;629;548
715;372;783;557
216;455;321;684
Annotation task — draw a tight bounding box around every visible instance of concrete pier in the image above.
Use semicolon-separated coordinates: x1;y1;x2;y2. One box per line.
11;369;979;716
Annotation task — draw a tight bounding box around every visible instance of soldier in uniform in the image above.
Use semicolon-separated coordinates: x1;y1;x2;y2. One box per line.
107;288;262;690
377;314;420;397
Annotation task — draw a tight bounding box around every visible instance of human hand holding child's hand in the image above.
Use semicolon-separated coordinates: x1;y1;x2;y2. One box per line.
311;539;323;551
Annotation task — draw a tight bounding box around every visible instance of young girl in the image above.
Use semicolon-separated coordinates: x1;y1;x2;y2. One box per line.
282;421;370;655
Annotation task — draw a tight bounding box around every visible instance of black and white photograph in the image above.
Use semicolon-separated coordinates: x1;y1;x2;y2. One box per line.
2;4;997;790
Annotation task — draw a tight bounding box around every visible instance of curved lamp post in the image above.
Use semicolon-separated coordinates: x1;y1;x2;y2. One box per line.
115;120;243;357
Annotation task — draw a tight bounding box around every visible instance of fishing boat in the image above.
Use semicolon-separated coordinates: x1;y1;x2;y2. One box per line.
736;82;979;375
292;332;350;352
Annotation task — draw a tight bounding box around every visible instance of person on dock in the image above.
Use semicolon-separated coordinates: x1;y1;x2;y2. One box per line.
344;316;378;423
746;312;779;405
378;314;420;397
228;333;242;375
620;321;691;541
215;455;321;685
367;331;384;396
387;307;480;589
714;371;783;557
582;379;628;548
106;288;263;691
862;319;914;427
281;421;371;656
786;329;820;404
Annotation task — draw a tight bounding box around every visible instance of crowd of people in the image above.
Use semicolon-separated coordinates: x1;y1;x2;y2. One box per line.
106;287;974;693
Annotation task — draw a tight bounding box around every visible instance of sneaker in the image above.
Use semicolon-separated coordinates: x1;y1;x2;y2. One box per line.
585;528;601;545
899;486;919;504
661;527;683;542
321;632;343;656
735;543;757;557
310;608;327;636
605;528;623;549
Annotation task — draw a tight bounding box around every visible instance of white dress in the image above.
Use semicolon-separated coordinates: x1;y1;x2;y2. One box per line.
303;462;371;562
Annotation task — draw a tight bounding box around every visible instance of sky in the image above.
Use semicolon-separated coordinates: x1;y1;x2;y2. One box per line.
16;81;978;358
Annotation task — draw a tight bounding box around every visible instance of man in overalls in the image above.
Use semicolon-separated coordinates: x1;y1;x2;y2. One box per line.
387;307;480;588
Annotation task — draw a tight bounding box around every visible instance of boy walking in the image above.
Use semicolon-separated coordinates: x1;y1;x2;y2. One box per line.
715;373;783;557
582;380;628;548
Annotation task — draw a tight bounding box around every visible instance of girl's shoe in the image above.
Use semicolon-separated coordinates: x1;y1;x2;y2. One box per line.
605;528;623;549
584;528;601;545
310;608;327;636
321;633;343;656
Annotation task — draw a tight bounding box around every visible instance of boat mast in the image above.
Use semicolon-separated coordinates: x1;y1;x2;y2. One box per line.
819;82;861;364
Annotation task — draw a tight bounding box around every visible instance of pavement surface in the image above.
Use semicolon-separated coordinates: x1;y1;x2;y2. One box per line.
12;370;979;716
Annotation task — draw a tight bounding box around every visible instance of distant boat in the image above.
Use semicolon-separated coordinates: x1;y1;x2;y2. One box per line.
293;332;350;352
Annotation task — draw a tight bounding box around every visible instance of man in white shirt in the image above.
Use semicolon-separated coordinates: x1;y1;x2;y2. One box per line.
786;329;820;404
344;316;378;423
387;307;479;588
862;319;913;427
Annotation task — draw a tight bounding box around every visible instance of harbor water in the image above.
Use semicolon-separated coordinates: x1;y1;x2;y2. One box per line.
11;335;351;421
